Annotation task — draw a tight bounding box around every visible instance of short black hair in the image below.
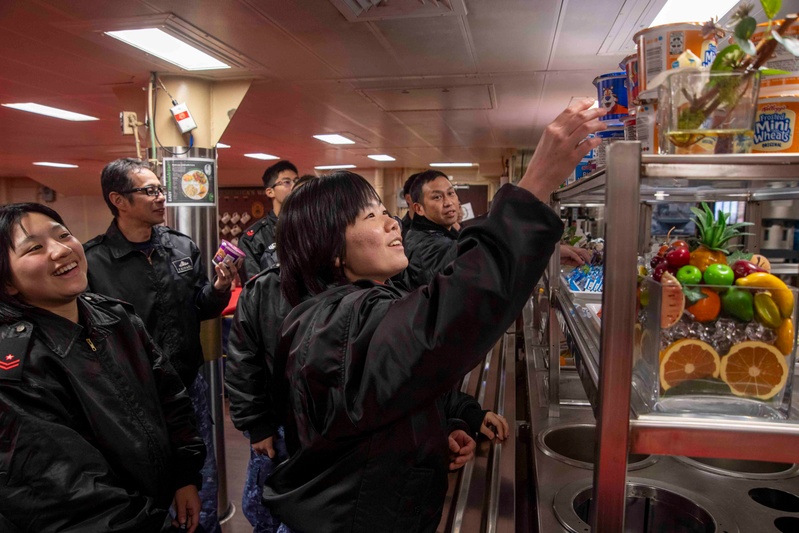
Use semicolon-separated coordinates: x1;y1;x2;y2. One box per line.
402;172;420;197
0;203;67;315
293;174;318;192
409;170;449;204
277;171;380;306
262;160;299;188
101;158;152;217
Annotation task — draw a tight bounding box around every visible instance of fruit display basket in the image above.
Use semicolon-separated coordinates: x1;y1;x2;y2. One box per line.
634;274;798;419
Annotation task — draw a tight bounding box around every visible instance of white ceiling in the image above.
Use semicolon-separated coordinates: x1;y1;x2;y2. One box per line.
0;0;793;195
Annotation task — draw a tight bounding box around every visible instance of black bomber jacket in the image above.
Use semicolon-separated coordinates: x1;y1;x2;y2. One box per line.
84;222;230;387
239;210;279;281
402;215;460;290
0;294;205;532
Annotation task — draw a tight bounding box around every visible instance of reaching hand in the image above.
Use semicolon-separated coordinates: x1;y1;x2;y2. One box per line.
479;411;510;441
252;436;276;458
448;429;476;471
518;99;607;200
172;485;201;533
560;244;592;266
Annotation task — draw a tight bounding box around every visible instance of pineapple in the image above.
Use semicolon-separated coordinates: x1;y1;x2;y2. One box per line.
688;203;753;272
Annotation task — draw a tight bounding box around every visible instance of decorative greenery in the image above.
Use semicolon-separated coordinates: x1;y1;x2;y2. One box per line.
677;0;798;132
690;202;753;253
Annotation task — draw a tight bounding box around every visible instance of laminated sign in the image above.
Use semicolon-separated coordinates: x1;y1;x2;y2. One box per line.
163;157;217;206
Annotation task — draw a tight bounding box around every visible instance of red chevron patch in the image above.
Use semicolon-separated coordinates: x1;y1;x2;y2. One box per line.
0;354;19;371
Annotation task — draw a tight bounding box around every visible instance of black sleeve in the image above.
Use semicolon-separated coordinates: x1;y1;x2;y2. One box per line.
225;273;289;443
239;227;264;282
133;313;207;489
441;389;487;438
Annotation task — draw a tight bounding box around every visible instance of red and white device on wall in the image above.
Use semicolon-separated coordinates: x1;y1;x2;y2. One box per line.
170;102;197;134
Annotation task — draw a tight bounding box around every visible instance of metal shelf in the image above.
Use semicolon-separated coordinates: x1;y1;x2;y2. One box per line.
548;142;799;532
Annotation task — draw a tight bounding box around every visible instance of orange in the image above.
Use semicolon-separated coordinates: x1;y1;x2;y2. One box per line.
660;273;685;328
720;341;789;400
686;288;721;323
659;339;721;391
776;318;795;356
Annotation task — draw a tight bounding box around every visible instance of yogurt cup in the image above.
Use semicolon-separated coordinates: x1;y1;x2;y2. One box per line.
753;96;799;153
634;23;718;92
213;239;246;265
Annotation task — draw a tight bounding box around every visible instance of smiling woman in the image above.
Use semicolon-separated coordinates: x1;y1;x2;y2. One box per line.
0;202;206;532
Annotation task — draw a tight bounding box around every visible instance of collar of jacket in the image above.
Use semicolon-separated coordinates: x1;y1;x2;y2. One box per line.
22;295;119;358
408;214;453;235
104;220;175;259
266;210;278;224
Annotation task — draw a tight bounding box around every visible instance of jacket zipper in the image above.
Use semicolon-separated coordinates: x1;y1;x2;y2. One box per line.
86;338;97;351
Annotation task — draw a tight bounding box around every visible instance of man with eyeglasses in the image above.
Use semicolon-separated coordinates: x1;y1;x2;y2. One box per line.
239;160;298;280
84;158;238;533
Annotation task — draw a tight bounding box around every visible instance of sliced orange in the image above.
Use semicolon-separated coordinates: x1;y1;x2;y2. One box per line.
660;272;685;328
659;339;720;391
720;341;789;400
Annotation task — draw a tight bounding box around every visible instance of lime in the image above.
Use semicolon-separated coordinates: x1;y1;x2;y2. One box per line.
676;265;702;285
703;263;734;287
721;287;754;322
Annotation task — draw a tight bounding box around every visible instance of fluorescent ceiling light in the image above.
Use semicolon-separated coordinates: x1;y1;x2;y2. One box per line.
650;0;738;27
314;134;356;145
34;162;79;168
430;162;474;167
244;153;279;160
315;164;356;170
105;28;230;71
216;142;230;148
368;154;396;162
3;103;98;121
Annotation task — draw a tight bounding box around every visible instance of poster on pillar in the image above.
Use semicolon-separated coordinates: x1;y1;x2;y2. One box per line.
163;157;217;206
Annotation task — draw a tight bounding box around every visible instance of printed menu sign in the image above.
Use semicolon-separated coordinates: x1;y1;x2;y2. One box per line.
163;157;217;206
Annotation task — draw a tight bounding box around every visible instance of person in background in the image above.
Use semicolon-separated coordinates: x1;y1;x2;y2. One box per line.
239;160;299;281
0;203;205;532
262;99;606;532
402;169;462;289
399;172;420;239
84;158;239;533
224;173;318;533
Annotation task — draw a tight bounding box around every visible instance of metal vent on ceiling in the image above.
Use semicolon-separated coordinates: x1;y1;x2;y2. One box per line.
359;84;495;112
329;0;467;22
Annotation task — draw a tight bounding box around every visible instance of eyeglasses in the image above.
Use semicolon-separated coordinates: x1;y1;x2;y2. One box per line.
124;185;165;197
271;179;296;188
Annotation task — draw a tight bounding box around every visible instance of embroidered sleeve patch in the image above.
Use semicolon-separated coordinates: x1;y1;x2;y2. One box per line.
0;325;31;381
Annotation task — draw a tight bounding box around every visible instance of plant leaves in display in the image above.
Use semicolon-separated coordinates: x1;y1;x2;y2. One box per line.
761;0;781;21
726;249;754;265
734;16;757;41
772;31;799;56
734;36;757;56
683;286;709;305
711;44;743;71
760;68;791;76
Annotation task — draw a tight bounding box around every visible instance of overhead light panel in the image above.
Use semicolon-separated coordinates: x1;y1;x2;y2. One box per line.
216;142;230;148
315;164;356;170
34;162;79;168
650;0;738;27
368;154;396;161
430;162;474;167
3;103;98;121
244;153;280;160
105;28;231;70
314;134;356;145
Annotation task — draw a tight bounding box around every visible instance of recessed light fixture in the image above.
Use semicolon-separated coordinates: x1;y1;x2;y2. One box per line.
314;164;356;170
650;0;738;27
33;162;79;168
368;154;396;162
313;134;356;145
3;103;98;121
216;142;230;148
105;28;231;71
244;153;279;160
429;162;474;167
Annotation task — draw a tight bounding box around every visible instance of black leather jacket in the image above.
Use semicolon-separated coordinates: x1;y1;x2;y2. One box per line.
263;184;562;532
0;294;205;532
402;215;459;289
84;222;230;387
239;210;279;281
